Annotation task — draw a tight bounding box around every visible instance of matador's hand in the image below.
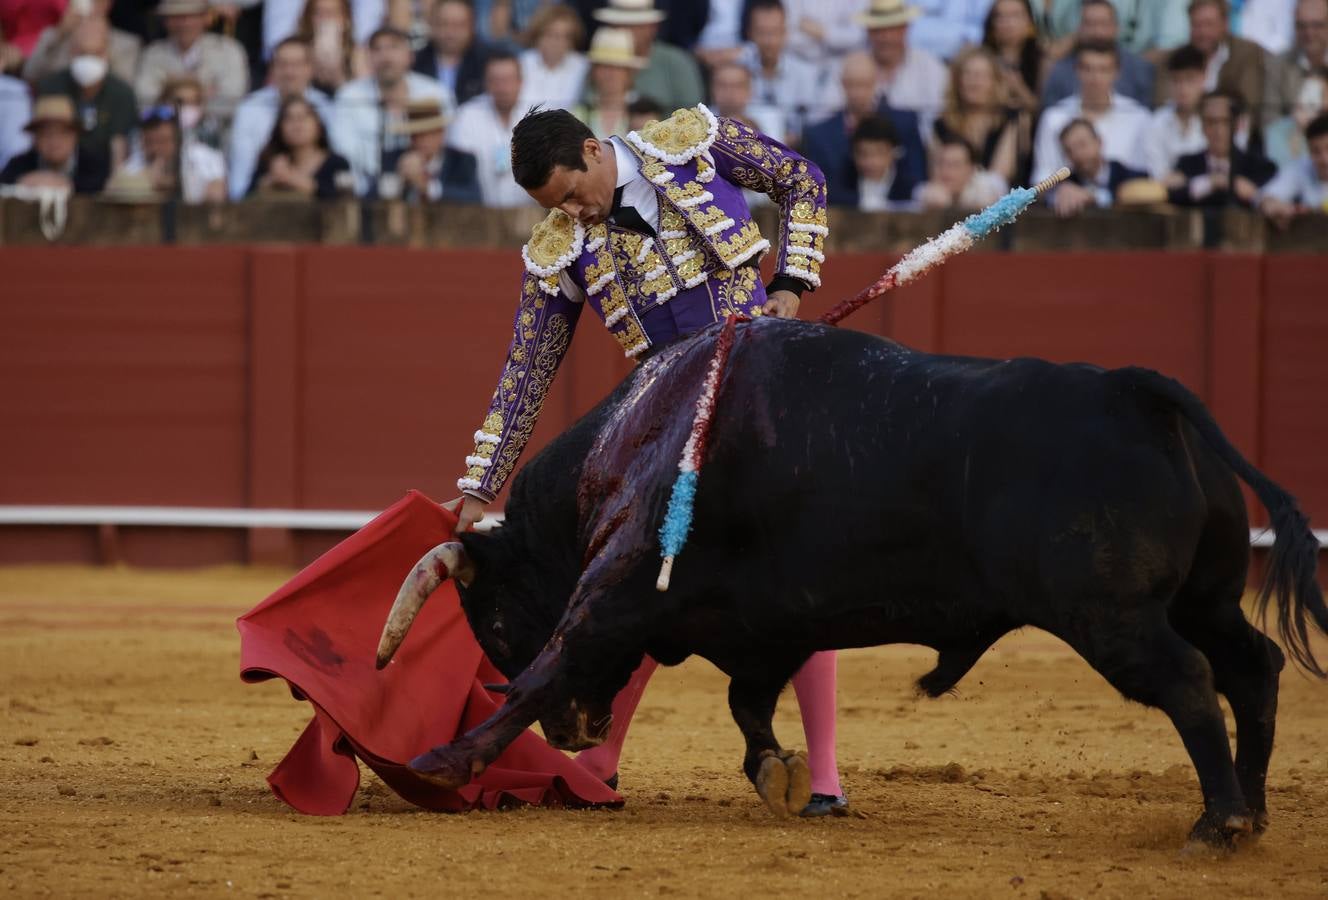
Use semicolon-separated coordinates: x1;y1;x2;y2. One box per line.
763;290;800;319
445;495;487;533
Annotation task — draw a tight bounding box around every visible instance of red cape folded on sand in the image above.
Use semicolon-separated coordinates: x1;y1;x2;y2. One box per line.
236;489;623;815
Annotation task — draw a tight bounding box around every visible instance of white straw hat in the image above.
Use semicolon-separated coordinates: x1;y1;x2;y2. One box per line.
593;0;666;26
587;27;647;68
856;0;921;28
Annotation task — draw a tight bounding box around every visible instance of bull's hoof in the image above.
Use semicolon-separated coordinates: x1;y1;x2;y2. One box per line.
1251;810;1270;835
408;745;486;789
755;749;812;818
1181;812;1254;855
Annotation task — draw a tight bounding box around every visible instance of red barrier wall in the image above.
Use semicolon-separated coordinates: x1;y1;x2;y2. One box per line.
1;246;1323;566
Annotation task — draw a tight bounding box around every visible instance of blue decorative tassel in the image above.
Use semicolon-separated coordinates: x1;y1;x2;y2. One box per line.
961;187;1038;239
658;470;698;559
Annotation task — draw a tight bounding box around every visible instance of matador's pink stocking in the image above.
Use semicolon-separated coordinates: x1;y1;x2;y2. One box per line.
575;655;659;782
791;650;842;797
577;652;843;797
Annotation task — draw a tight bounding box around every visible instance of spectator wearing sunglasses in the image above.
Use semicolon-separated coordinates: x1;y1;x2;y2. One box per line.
113;104;226;203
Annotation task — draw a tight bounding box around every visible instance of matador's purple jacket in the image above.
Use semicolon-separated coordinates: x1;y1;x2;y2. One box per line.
458;104;829;502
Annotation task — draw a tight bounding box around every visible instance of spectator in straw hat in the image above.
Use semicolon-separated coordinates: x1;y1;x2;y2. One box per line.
854;0;948;133
0;93;110;193
331;26;452;197
36;16;138;167
389;97;481;202
134;0;248;123
594;0;704;112
575;26;646;137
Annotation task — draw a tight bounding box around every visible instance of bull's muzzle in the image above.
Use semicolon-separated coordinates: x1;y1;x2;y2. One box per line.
375;541;475;669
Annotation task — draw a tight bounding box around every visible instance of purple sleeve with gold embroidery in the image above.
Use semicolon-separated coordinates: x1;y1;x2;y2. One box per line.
458;272;583;503
708;115;828;289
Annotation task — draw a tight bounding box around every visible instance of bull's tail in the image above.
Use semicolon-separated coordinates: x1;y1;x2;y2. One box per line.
1113;366;1328;677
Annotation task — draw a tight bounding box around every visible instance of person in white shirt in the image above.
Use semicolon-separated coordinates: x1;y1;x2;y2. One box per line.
709;62;788;143
1032;39;1150;182
1259;111;1328;226
262;0;386;60
517;4;588;111
738;0;836;139
1263;0;1328;127
851;114;917;209
694;0;746;68
915;134;1006;209
331;27;453;197
0;75;31;171
447;50;531;207
784;0;871;66
1238;0;1296;55
133;0;248;122
857;0;949;133
1047;117;1148;217
118;106;226;203
1142;44;1208;179
907;0;994;61
228;37;333;200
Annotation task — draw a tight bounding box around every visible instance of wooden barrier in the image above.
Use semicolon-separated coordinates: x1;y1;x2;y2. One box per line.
0;246;1324;567
6;197;1328;253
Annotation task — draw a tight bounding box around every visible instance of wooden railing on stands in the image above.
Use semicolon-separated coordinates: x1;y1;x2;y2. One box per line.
2;197;1327;252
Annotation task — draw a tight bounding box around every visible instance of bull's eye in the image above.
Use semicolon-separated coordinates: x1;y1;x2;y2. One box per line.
491;620;505;638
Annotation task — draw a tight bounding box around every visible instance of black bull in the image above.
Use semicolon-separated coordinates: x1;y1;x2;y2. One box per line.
377;317;1326;846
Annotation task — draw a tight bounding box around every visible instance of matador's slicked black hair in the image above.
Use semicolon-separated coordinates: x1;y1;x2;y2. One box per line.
511;106;596;190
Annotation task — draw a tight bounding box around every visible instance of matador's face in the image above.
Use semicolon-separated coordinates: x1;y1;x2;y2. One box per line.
526;138;617;228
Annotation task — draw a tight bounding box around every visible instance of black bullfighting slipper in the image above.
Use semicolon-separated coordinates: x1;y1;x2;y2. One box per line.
800;793;848;818
604;772;619;791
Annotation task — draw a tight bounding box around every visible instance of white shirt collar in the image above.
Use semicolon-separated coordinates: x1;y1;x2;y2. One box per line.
609;135;639;189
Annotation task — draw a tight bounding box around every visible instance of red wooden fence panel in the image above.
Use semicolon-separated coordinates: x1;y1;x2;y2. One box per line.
0;246;1323;566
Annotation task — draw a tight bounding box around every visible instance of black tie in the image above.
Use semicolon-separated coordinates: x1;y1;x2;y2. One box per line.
610;185;656;237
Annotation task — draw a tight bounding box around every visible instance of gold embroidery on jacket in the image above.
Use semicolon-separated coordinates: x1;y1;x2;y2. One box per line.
711;117;827;285
489;311;572;489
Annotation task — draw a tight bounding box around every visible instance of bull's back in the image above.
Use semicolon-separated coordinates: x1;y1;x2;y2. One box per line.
689;321;1217;613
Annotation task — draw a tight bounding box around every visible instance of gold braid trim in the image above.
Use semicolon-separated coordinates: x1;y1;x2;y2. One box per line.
488;310;573;490
711;117;827;286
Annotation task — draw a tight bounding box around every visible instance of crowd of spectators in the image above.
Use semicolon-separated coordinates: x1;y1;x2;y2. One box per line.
0;0;1325;229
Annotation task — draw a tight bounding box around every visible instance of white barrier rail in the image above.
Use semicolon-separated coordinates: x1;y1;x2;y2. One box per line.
0;505;504;532
0;506;1318;547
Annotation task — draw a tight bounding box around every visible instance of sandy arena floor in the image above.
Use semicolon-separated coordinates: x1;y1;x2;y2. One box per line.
1;564;1326;898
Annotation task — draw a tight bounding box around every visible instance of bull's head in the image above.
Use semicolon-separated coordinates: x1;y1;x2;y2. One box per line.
375;533;615;750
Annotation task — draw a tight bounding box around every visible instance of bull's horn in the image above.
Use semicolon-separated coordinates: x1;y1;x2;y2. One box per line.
375;541;475;670
483;683;510;694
